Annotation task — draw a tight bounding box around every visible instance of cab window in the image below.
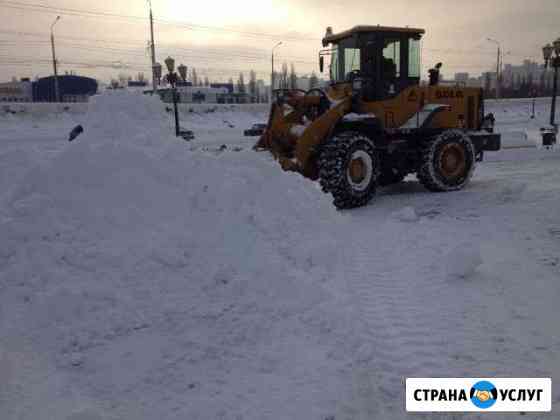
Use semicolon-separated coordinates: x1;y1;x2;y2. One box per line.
329;47;340;82
382;39;401;79
344;48;361;76
408;38;421;78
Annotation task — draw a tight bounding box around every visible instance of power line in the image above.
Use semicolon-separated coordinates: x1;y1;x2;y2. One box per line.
0;0;543;80
0;0;319;43
0;29;319;65
0;1;542;59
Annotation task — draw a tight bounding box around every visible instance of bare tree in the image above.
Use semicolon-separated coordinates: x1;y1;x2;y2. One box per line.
237;72;246;94
484;72;491;94
280;63;288;89
309;71;319;89
248;70;257;102
289;63;297;89
191;68;198;86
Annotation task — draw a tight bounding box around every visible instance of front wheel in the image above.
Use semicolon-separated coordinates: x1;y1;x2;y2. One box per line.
417;129;476;192
318;131;379;209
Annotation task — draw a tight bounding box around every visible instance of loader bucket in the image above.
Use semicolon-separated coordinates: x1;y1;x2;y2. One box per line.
254;88;352;178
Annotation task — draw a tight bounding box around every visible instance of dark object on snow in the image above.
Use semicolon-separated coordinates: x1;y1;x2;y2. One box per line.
68;125;84;142
244;123;267;137
480;113;495;133
179;130;194;141
428;63;442;86
541;127;557;149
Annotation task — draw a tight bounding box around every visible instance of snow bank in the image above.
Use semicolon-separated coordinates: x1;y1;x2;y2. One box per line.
1;102;88;117
178;103;269;114
3;92;560;419
391;206;419;222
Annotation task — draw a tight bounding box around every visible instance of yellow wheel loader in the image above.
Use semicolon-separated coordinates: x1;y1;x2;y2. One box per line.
255;25;501;209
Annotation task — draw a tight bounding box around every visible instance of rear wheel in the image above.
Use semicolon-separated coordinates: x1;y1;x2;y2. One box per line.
417;129;476;192
318;131;378;209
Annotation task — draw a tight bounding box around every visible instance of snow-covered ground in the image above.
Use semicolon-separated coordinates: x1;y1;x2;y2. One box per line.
1;91;559;420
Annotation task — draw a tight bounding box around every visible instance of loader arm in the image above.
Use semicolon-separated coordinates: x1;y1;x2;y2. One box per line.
256;90;352;178
295;97;352;171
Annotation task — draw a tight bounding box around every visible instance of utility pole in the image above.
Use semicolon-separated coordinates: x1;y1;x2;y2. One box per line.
271;42;282;102
50;16;61;102
148;0;157;94
496;45;501;99
488;38;501;99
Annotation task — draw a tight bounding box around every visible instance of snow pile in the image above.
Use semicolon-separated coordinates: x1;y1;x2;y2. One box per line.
445;243;483;280
79;91;170;146
0;91;349;419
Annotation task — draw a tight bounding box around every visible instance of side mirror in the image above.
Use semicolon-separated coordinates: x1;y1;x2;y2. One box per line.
319;56;324;73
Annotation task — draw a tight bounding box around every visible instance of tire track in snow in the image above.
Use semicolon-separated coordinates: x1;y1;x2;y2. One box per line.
337;213;486;418
337;218;432;417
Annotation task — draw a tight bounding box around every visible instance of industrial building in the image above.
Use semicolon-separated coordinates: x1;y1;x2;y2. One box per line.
0;75;98;103
158;83;254;104
0;79;33;102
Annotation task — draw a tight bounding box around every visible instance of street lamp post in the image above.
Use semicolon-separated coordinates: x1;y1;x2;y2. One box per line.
271;41;282;102
50;16;61;102
147;0;158;94
541;39;560;147
153;62;162;90
165;56;180;137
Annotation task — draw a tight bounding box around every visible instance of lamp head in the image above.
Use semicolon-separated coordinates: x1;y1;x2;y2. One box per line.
51;15;61;30
153;62;162;80
164;56;175;73
554;38;560;56
543;43;553;68
177;64;187;82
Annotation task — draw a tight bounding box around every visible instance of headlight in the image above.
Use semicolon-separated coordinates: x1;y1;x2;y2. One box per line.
352;78;363;91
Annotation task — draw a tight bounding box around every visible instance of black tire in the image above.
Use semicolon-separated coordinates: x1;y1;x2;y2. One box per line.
318;131;379;209
417;129;476;192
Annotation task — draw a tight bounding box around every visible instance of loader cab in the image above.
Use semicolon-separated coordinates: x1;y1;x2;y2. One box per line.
320;25;424;101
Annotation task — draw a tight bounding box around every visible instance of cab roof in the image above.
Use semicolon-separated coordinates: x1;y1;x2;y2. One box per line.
322;25;425;45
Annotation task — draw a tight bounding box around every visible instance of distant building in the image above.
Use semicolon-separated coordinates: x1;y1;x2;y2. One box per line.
480;72;498;91
502;60;544;88
296;76;310;90
33;75;98;102
210;83;234;93
256;80;267;103
465;78;482;88
0;79;33;102
159;85;242;104
454;72;469;84
128;80;148;87
455;73;482;88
